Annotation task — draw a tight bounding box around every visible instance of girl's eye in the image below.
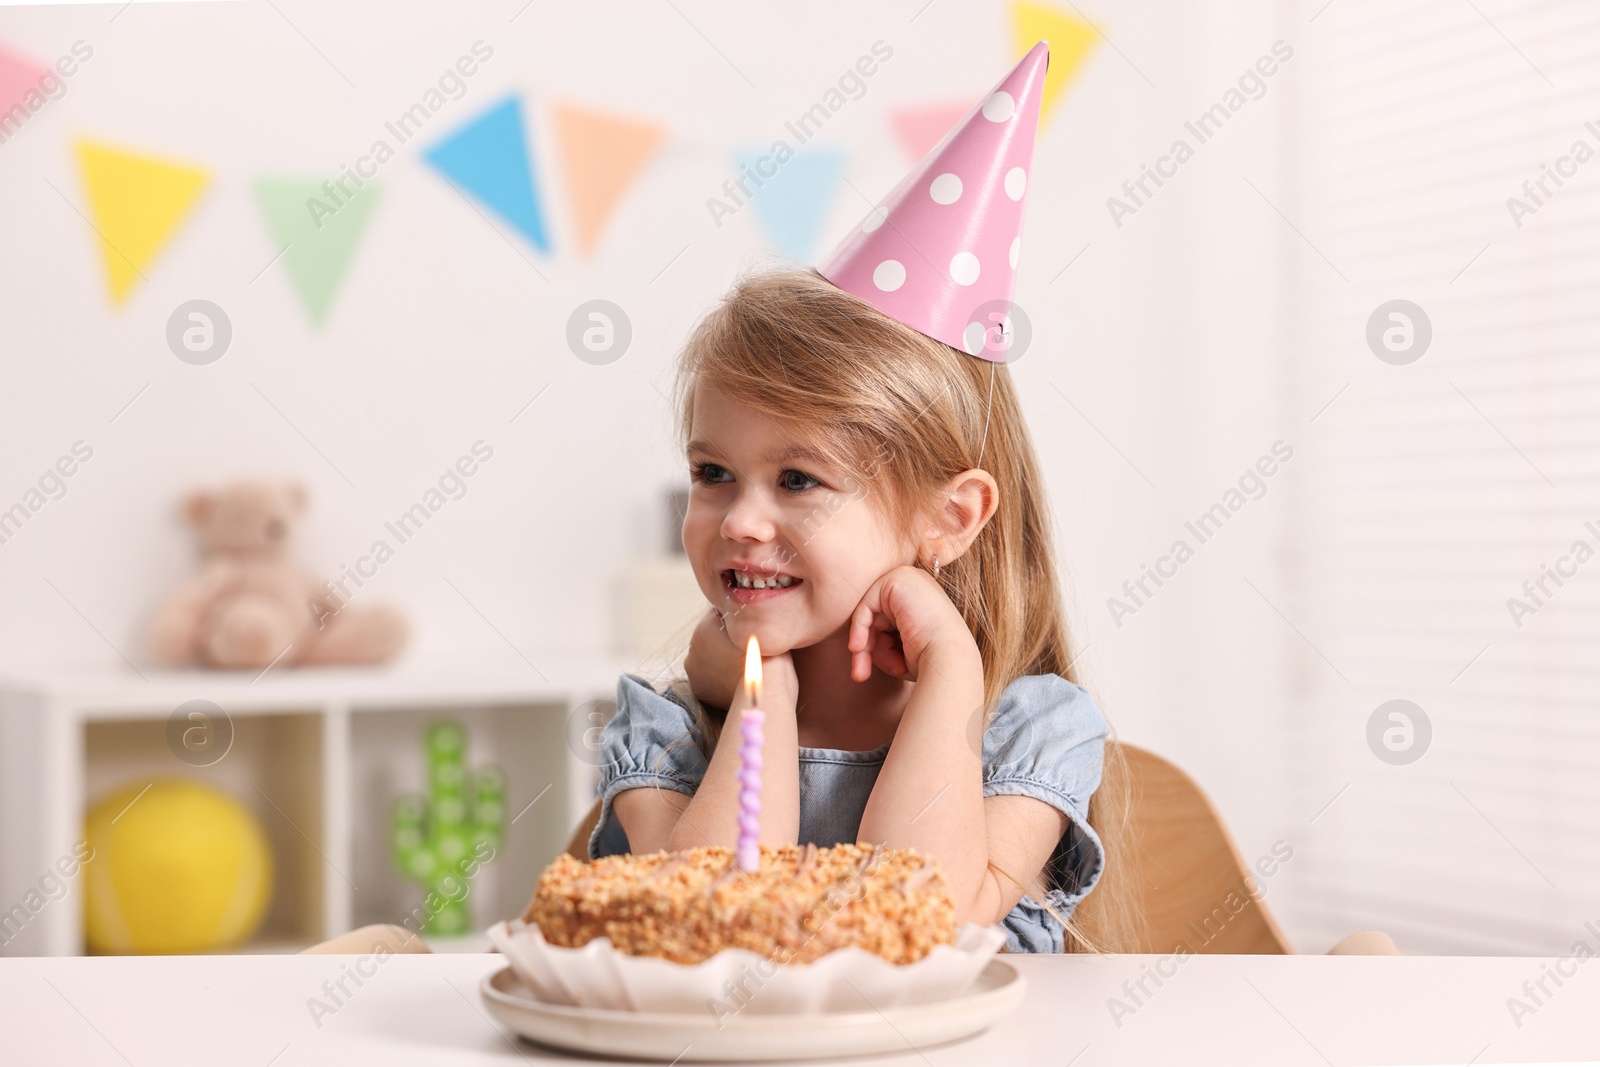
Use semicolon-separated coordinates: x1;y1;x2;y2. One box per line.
779;468;821;493
691;462;733;485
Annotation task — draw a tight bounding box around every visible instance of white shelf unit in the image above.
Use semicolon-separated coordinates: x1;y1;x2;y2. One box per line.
0;652;625;957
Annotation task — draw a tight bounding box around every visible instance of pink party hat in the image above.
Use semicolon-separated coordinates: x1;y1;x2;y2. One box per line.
817;41;1049;361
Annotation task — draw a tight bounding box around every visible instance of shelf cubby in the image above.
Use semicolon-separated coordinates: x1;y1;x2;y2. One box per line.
0;652;621;956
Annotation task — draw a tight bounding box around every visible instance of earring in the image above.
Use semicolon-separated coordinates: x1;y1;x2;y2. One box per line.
931;555;941;580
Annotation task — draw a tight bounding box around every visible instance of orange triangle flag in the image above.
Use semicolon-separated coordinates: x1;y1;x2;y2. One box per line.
553;101;666;256
75;139;209;305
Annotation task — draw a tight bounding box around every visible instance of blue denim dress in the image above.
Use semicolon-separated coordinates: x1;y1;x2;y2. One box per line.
588;672;1109;953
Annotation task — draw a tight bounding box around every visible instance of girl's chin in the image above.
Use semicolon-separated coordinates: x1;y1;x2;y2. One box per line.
724;626;798;657
722;619;848;659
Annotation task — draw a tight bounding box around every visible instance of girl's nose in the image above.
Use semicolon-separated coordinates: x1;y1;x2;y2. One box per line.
720;490;778;543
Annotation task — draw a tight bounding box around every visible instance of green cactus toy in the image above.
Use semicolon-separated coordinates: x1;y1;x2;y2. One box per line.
390;719;506;936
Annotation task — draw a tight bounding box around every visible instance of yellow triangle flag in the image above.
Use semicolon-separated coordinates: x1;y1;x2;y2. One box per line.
1011;1;1098;126
75;139;209;305
553;101;666;256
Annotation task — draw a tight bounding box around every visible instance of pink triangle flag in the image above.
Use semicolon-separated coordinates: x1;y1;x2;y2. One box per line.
818;41;1049;361
888;102;971;164
0;42;51;133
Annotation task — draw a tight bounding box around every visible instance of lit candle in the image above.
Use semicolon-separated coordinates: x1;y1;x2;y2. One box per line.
736;635;764;872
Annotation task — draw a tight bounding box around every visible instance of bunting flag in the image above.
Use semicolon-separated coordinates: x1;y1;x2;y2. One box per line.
0;42;49;126
254;177;382;327
44;74;1063;311
888;102;971;163
424;95;550;252
553;101;666;256
74;139;209;305
734;146;845;264
1011;1;1097;125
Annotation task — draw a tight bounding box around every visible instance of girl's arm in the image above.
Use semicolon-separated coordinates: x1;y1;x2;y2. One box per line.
610;784;690;854
969;795;1069;922
614;655;801;854
852;566;1065;926
855;638;995;922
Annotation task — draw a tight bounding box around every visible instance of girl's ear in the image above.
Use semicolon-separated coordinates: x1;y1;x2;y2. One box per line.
920;469;1000;567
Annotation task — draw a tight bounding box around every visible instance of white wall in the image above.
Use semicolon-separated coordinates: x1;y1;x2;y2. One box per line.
0;1;1322;944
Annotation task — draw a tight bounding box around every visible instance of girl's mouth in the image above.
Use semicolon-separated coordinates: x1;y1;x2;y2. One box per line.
722;569;803;604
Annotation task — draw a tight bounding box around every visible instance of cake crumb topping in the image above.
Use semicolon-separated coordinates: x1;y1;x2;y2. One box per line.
522;843;957;965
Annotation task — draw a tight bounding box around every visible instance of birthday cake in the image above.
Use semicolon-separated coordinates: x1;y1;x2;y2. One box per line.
522;841;956;966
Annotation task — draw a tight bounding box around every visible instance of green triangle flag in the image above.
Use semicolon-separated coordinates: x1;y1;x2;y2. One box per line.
254;177;382;327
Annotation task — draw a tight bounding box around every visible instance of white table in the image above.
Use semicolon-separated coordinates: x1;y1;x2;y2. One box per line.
1;951;1595;1065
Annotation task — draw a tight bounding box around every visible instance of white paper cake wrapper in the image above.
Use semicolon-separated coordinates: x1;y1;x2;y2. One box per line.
487;917;1005;1015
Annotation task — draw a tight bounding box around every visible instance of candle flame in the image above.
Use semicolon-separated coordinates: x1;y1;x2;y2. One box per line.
744;635;762;705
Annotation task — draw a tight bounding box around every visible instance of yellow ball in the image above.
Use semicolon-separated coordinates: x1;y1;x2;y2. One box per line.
83;779;273;954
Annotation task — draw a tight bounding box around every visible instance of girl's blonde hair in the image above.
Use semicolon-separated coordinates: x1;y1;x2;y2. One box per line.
665;264;1138;952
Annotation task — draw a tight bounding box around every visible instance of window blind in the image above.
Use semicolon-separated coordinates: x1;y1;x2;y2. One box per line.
1287;0;1600;954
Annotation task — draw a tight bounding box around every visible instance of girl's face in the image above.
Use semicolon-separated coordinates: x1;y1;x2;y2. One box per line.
682;382;914;655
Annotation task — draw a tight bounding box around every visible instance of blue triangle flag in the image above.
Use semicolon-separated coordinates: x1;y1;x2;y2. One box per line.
735;146;845;263
424;95;550;252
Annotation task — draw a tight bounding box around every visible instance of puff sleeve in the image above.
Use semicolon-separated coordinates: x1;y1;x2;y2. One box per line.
588;673;710;860
981;673;1110;952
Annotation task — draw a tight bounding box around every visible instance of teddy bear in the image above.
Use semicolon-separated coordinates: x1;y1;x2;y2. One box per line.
150;481;407;670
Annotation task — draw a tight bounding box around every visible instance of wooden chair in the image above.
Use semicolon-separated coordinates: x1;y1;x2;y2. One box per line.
564;798;602;861
1081;743;1396;955
299;923;432;955
560;742;1398;956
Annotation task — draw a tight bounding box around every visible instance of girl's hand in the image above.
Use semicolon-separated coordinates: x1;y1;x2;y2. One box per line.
686;607;800;715
685;608;742;710
847;565;979;683
755;650;799;715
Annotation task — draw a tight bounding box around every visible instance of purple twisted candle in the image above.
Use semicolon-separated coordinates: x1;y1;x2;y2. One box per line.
736;708;764;871
736;635;764;871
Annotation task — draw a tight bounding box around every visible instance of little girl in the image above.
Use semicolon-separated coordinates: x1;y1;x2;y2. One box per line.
588;42;1127;955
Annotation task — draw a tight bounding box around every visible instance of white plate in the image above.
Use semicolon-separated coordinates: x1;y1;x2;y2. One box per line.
487;918;1007;1014
479;958;1028;1062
